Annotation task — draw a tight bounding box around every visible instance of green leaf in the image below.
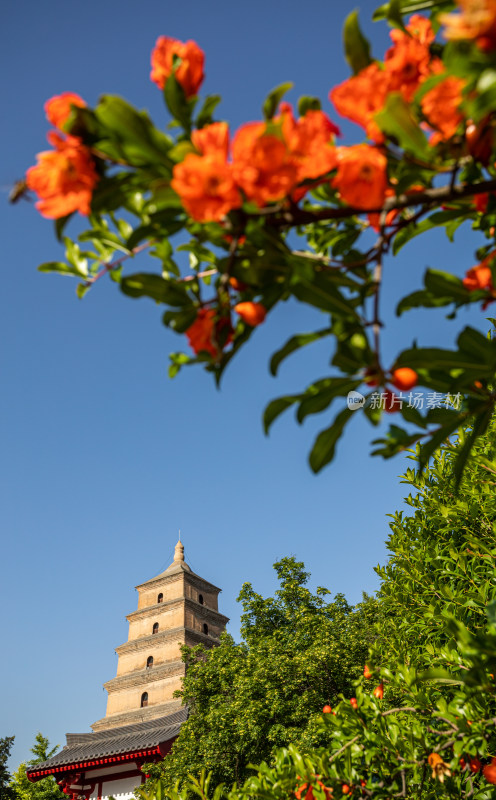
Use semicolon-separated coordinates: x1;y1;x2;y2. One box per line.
38;261;86;278
195;95;222;129
373;0;452;20
76;282;91;299
385;0;408;30
452;405;494;488
270;329;332;376
424;268;470;301
162;307;198;333
309;408;352;473
54;213;75;242
396;289;453;316
164;75;193;132
120;273;191;306
95;95;173;168
263;395;300;434
418;412;467;470
343;10;372;75
291;273;359;319
263;82;293;121
297;97;322;117
375;93;431;159
297;378;361;423
392;211;471;256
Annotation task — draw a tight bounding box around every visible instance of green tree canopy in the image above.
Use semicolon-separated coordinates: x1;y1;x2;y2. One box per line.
146;558;378;788
10;734;63;800
0;737;16;800
140;419;496;798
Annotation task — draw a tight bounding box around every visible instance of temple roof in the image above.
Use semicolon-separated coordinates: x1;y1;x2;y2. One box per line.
26;707;188;777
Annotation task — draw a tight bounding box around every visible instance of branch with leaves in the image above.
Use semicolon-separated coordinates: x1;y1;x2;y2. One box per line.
17;0;496;478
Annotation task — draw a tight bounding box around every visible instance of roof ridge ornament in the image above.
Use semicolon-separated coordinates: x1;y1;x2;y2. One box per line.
174;536;185;563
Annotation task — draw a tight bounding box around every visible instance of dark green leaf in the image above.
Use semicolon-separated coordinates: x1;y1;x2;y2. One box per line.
164;74;193;132
196;95;222;129
343;10;372;75
297;97;322;117
375;93;431;159
309;408;352;473
291;273;359;318
297;378;361;423
263;395;300;434
120;273;191;306
263;82;293;121
270;329;332;376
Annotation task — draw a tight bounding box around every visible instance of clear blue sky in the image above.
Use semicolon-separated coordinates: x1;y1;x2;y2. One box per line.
0;0;484;770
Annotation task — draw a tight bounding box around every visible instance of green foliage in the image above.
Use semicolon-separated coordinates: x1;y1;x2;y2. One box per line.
23;0;496;478
138;418;496;798
9;735;63;800
143;558;378;789
0;737;16;800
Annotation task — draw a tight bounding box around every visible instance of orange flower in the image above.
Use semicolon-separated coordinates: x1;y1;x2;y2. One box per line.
373;683;384;699
26;132;99;219
363;664;372;679
463;253;495;291
232;122;298;207
385;15;435;102
330;62;389;143
350;697;358;709
463;252;496;307
428;753;452;783
421;68;466;145
192;122;230;158
171;153;241;222
150;36;205;97
185;308;232;357
45;92;86;130
234;301;267;326
441;0;496;50
279;104;339;182
332;145;388;210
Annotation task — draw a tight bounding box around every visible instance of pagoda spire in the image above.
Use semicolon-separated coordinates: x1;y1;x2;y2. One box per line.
174;535;184;563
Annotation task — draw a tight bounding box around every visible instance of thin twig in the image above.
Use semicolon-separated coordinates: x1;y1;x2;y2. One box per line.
328;735;360;764
84;242;151;286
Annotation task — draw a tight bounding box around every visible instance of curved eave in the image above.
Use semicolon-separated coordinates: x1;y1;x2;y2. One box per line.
26;745;164;782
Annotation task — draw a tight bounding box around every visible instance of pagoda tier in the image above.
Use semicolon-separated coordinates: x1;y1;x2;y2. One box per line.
92;538;228;731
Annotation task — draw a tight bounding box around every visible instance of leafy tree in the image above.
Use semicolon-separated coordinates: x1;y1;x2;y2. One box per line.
140;419;496;797
18;0;496;476
0;737;16;800
10;735;63;800
145;558;378;787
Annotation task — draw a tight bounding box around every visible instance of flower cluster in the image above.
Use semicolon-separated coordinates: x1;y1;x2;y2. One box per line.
26;92;99;219
331;15;466;147
171;107;345;222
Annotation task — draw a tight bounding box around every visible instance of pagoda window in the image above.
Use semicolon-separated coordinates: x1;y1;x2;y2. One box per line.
198;594;204;605
146;656;154;669
141;692;148;708
203;623;209;635
152;622;159;634
157;593;163;603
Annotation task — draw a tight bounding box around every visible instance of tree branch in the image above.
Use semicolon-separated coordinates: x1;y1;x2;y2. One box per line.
268;177;496;228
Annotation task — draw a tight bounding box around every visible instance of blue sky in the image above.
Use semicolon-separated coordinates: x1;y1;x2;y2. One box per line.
0;0;485;770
